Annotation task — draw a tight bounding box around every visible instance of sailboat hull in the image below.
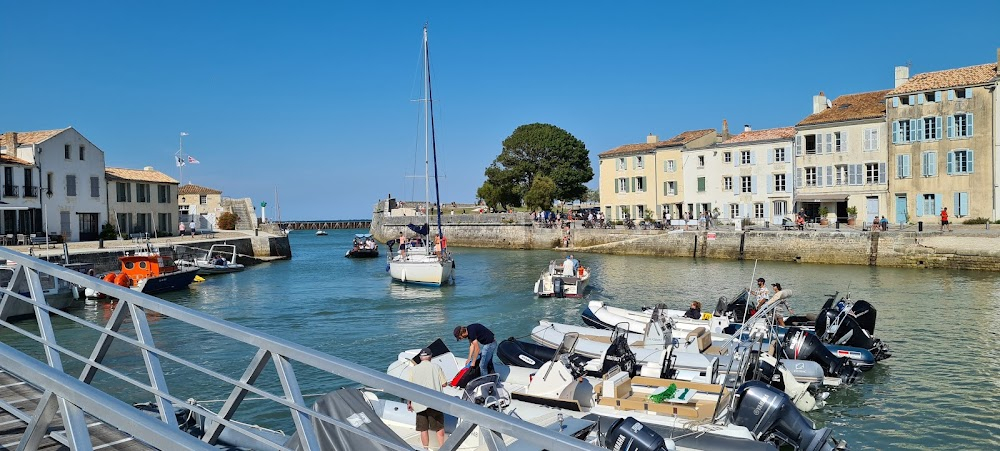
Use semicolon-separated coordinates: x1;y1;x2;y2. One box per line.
388;258;454;286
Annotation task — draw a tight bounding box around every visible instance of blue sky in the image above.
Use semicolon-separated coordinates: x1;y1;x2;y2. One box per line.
2;1;997;219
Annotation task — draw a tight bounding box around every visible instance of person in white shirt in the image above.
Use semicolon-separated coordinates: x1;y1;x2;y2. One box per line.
562;256;575;277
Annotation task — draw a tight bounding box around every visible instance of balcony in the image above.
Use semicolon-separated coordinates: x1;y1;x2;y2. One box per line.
22;186;38;198
2;185;18;197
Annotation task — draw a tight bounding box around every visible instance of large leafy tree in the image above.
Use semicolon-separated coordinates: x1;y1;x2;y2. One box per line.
524;176;557;211
477;123;593;210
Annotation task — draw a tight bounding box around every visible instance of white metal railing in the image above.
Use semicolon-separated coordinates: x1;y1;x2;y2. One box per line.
0;247;599;451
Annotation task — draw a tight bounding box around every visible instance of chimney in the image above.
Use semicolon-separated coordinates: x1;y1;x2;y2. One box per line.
812;91;827;114
894;66;910;88
996;47;999;68
721;119;730;139
1;132;16;154
743;124;751;133
143;166;154;171
646;133;658;144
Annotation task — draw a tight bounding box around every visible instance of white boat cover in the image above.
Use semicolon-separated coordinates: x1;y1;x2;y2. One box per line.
284;388;411;450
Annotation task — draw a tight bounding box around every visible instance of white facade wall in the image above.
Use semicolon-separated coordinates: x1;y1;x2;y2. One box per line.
16;129;106;241
107;180;179;236
681;147;724;219
716;140;795;224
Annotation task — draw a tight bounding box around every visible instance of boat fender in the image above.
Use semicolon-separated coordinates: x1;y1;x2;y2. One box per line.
103;273;117;283
114;273;131;287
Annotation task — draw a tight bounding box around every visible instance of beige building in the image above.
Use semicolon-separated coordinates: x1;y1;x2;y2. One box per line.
178;183;223;231
886;56;998;223
106;167;179;236
794;90;891;224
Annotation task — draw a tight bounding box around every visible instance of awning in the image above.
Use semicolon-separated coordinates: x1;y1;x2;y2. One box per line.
796;195;848;203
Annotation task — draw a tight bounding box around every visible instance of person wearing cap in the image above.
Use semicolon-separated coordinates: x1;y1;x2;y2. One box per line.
453;323;496;376
408;347;447;450
752;278;771;308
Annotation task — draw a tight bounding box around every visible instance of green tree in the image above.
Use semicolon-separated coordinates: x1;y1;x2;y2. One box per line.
524;176;557;211
477;123;593;207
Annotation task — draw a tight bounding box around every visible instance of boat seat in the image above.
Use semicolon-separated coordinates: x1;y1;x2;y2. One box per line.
686;327;723;354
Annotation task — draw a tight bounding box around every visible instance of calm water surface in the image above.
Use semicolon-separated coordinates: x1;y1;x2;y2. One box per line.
11;229;1000;449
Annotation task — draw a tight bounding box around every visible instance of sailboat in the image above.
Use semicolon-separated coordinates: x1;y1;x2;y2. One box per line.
387;25;455;286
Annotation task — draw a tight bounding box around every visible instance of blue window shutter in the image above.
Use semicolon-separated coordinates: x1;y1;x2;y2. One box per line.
785;173;792;193
947;116;955;138
892;121;899;144
826;165;833;185
935;91;942;102
916;195;924;216
948;90;955;100
841;131;847;151
795;136;802;155
733;178;739;195
750;151;757;165
879;162;887;184
909;119;919;141
960;192;969;216
967;113;974;136
795;169;802;188
767;175;773;194
967;150;974;173
733;153;739;167
892;97;899;107
935;117;942;140
751;176;757;194
967;88;973;99
929;152;937;176
767;149;774;164
909;94;916;104
917;93;924;104
954;193;960;216
946;151;954;175
817;166;824;187
763;202;770;219
896;155;903;178
905;155;911;178
825;133;832;153
935;195;942;216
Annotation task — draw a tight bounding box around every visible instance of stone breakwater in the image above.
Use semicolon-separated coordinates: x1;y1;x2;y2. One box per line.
372;212;1000;271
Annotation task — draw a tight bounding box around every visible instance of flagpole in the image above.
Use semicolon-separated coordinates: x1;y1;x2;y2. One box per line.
178;132;186;185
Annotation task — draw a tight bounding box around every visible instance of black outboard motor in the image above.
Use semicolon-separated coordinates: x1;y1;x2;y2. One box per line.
553;277;565;298
724;289;753;323
815;302;891;361
604;417;670;451
781;328;861;384
730;381;842;451
602;327;638;377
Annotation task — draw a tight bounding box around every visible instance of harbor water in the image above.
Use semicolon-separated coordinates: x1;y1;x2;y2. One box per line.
9;228;1000;450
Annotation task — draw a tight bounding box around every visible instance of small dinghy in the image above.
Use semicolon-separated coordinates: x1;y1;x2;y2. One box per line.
345;233;379;258
315;230;328;236
533;258;590;298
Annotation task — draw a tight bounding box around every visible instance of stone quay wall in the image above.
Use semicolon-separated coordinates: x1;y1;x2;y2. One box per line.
371;212;1000;271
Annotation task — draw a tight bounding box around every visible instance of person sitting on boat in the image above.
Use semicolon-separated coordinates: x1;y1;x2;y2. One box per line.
683;301;702;319
562;256;575;277
214;255;227;266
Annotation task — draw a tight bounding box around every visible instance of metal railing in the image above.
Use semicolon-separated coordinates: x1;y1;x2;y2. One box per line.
22;185;38;197
3;184;17;197
0;247;600;451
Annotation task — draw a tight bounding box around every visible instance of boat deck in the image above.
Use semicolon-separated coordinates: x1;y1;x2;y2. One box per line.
0;369;153;451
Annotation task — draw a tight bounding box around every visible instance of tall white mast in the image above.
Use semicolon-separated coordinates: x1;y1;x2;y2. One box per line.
423;26;430;229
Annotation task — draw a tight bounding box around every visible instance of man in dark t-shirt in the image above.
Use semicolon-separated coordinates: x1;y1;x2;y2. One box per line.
454;323;496;375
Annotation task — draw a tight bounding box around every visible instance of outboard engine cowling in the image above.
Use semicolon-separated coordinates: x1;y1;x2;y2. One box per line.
604;417;672;451
781;328;861;384
553;277;565;298
816;303;891;361
730;381;841;451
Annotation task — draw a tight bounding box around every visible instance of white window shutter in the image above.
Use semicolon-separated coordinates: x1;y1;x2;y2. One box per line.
947;116;955;138
917;93;924;104
785;172;792;193
767;175;773;194
826;165;833;186
767;149;774;164
841;131;847;152
879;162;887;184
750;151;757;165
872;129;878;150
795;136;802;155
893;97;900;107
751;176;757;194
795;169;802;188
968;150;974;173
825;133;833;153
916;196;924;216
967;113;974;136
817;166;824;187
948;89;955;100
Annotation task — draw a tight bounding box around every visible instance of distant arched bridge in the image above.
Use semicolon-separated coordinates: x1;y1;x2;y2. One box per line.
279;220;371;230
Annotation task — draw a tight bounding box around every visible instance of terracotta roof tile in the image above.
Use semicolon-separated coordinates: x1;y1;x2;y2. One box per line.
0;154;32;166
105;167;179;184
0;128;70;147
888;63;997;96
599;129;716;157
720;127;796;145
797;90;890;126
178;183;222;195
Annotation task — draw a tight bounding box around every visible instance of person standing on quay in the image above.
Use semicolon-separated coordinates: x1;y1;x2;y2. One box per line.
454;323;496;376
940;207;951;232
189;219;196;237
178;222;185;236
408;347;447;450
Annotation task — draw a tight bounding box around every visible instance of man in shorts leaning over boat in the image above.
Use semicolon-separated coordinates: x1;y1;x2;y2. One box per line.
408;347;447;450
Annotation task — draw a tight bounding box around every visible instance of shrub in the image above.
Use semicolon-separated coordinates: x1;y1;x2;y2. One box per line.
99;222;118;240
963;217;989;224
217;212;239;230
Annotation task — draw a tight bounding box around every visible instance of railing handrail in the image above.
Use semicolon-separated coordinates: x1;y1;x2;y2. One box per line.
0;247;600;450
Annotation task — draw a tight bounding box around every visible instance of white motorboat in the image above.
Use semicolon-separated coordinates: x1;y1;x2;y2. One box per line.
386;25;455;287
0;261;77;319
315;230;328;236
533;259;590;298
177;244;245;274
583;300;732;334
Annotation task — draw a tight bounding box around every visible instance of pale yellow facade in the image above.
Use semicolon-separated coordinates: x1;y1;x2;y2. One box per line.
600;150;659;221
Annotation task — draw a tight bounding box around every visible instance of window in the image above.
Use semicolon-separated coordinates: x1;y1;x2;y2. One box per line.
740;151;751;165
753;203;764;219
697;156;705;167
46;172;53;196
805;134;817;154
835;164;847;185
921;117;941;141
834;132;842;152
664;160;676;172
634;156;644;169
865;163;880;184
634;176;646;192
773;147;786;163
66;174;76;196
805;167;817;186
79;145;85;160
616;158;626;171
158;185;170;203
922;91;939;103
948;149;973;175
663;181;677;196
893;120;913;143
137;183;152;202
116;213;131;233
951;88;971;99
64;144;71;159
948;113;974;138
23;168;33;194
723;152;732;163
898;95;911;106
773;173;786;192
723;176;733;191
772;200;787;218
922;152;937;177
90;177;100;197
740;176;752;193
922;194;936;216
199;195;208;204
615;178;628;193
116;182;131;202
896;154;911;179
697;177;706;192
158;213;172;233
863;128;879;152
730;204;740;219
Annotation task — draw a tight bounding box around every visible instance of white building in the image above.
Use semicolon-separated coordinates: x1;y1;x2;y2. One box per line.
106;167;179;237
715;126;796;224
0;128;107;241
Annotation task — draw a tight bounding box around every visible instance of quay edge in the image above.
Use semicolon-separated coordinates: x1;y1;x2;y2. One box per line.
372;211;1000;271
